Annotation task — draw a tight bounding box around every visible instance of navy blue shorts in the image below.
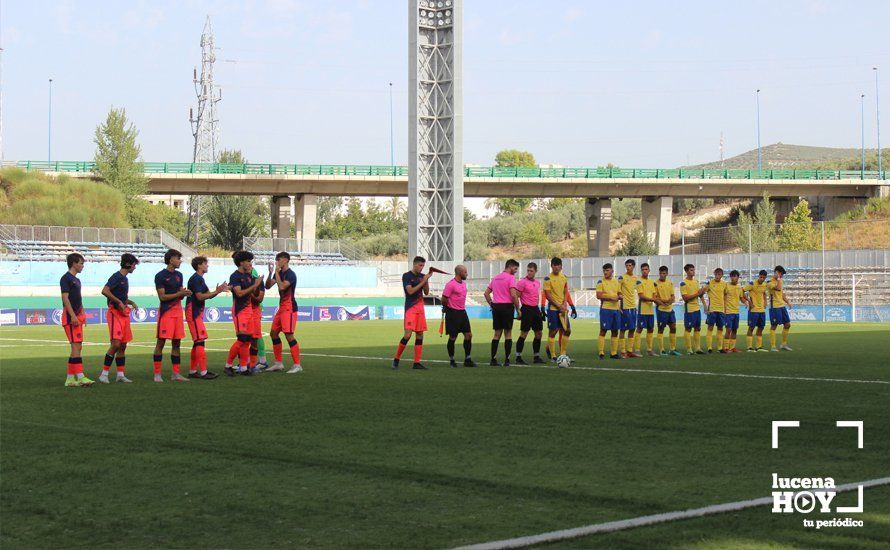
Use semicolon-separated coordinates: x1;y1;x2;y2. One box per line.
748;311;766;328
637;314;655;331
656;310;676;329
620;308;637;331
683;311;701;330
600;309;622;332
706;311;725;328
770;306;790;326
547;309;570;332
724;313;740;332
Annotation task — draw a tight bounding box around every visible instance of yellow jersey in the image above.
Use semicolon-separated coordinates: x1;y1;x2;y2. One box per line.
744;279;768;313
680;278;703;313
767;277;787;308
724;283;744;314
617;274;639;309
596;277;621;310
654;279;675;312
637;278;657;315
543;271;569;311
705;279;727;313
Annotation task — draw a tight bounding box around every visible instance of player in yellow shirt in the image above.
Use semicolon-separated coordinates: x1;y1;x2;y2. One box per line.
703;268;727;353
633;263;658;357
743;270;769;351
543;257;576;362
679;263;706;354
596;263;622;359
617;259;640;358
767;265;793;352
722;269;747;353
654;266;681;356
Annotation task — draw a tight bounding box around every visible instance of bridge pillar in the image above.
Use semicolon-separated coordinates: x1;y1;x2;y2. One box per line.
772;198;796;223
812;197;864;220
585;198;612;257
294;194;317;253
271;195;293;240
641;196;672;255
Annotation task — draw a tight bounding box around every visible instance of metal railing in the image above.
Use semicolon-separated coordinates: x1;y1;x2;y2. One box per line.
5;160;886;180
0;224;197;260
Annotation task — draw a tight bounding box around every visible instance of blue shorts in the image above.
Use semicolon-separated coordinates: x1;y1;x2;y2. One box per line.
547;309;570;332
748;311;766;328
770;306;790;326
600;309;622;332
724;313;740;332
684;310;701;330
706;311;725;328
637;314;655;331
620;308;637;331
656;310;676;329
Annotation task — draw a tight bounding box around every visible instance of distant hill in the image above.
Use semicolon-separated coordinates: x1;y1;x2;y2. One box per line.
689;143;880;170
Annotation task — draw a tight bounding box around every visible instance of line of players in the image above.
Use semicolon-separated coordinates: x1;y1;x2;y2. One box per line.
391;256;793;369
60;249;304;387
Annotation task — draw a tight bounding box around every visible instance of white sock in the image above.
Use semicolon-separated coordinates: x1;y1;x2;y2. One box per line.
76;373;84;380
200;369;207;375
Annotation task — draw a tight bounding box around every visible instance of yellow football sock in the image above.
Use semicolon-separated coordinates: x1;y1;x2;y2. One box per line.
694;330;702;351
770;330;777;349
684;332;692;351
611;336;619;356
597;335;606;355
633;332;641;353
746;334;753;349
716;331;724;351
619;336;626;354
560;335;569;356
657;334;665;353
646;332;654;352
756;334;763;349
548;337;556;358
669;333;677;350
782;327;790;345
706;327;714;350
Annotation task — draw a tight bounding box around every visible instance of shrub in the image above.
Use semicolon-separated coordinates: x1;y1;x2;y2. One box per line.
355;233;406;257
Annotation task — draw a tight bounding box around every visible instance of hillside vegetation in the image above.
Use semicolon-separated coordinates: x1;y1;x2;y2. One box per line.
692;143;888;170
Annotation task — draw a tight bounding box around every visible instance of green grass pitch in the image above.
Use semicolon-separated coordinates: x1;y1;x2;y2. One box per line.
1;320;889;548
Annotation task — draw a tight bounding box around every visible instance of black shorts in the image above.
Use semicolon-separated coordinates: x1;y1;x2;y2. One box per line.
491;303;515;331
444;308;471;336
520;305;543;332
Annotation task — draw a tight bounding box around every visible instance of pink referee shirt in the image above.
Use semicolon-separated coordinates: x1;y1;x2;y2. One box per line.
515;277;541;307
442;278;468;310
488;271;517;304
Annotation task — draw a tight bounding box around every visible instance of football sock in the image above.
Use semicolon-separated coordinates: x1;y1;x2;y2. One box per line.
237;336;251;368
286;338;300;365
669;333;677;350
413;339;423;364
657;334;665;353
694;329;702;351
171;354;181;375
153;354;162;375
272;337;283;362
249;345;258;368
532;337;541;356
684;332;692;351
491;339;499;359
770;330;777;348
515;336;525;355
610;336;619;355
447;339;456;359
618;335;626;355
256;337;266;357
115;356;126;374
67;357;77;376
747;334;753;348
706;327;714;350
227;342;240;365
645;332;654;351
559;335;569;356
194;341;207;374
716;331;724;351
504;339;512;360
463;339;472;358
598;334;606;355
189;346;198;372
633;332;641;353
756;334;763;349
103;353;114;372
548;337;556;358
782;327;790;345
394;337;409;359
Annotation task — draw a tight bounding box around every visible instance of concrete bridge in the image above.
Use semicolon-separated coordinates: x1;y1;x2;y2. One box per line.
11;160;887;256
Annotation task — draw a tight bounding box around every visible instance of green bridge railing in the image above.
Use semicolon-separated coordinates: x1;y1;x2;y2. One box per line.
8;160;885;180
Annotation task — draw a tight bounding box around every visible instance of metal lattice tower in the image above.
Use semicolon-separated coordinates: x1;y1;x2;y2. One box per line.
186;16;221;245
409;0;463;262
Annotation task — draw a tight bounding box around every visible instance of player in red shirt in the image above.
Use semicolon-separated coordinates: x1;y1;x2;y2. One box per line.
266;251;302;373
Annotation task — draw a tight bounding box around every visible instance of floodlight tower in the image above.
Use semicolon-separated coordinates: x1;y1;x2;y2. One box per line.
409;0;463;261
186;16;221;246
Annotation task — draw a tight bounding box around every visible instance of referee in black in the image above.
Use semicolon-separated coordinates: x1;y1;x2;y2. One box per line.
484;259;522;366
441;265;477;368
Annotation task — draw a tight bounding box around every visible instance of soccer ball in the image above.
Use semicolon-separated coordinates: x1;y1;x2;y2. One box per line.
556;355;571;369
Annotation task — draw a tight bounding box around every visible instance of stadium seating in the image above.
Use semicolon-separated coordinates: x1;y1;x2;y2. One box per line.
0;239;168;262
250;250;355;266
783;266;890;305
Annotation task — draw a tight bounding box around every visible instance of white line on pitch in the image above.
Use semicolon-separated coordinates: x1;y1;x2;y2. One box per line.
453;477;890;550
2;338;889;386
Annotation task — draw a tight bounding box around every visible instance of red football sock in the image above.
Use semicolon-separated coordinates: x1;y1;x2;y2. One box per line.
273;341;283;362
76;360;84;374
227;341;240;364
395;342;407;359
67;360;76;376
198;347;207;371
238;340;250;367
172;356;181;375
413;344;423;364
152;354;162;375
289;340;301;364
189;347;198;371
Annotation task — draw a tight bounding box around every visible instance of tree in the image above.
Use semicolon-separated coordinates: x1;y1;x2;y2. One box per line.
495;149;536;167
778;199;819;251
484;197;533;215
93;107;148;212
730;192;778;252
616;226;657;256
218;149;245;164
203;195;262;251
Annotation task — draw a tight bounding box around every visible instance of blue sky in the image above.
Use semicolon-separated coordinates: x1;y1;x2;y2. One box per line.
2;0;888;167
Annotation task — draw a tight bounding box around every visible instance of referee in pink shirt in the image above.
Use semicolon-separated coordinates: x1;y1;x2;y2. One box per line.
484;259;521;366
441;265;477;368
514;262;544;364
